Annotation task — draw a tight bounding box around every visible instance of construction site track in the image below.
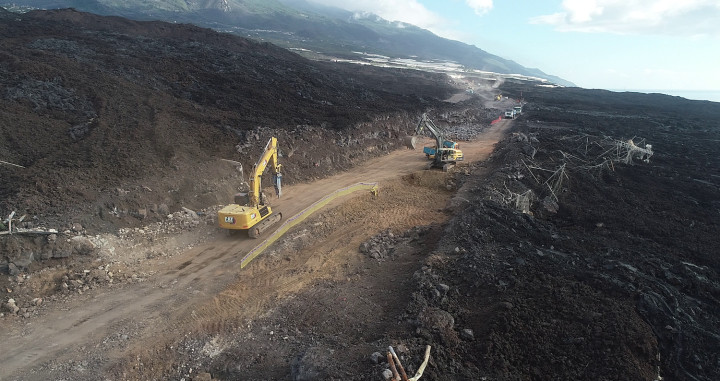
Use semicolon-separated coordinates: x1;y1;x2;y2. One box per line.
0;120;512;380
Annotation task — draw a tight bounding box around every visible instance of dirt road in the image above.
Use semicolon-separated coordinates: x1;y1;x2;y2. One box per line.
0;120;512;380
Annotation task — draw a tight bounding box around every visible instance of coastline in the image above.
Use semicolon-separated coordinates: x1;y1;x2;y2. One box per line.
608;89;720;102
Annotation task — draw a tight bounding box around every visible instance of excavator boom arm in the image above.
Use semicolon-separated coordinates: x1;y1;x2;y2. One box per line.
248;137;282;207
413;113;444;149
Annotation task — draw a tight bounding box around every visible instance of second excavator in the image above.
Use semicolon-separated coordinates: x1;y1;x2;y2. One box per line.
405;113;463;169
218;137;283;238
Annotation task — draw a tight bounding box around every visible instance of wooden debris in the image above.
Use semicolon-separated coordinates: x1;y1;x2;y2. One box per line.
492;134;655;214
408;345;432;381
387;352;400;381
386;345;432;381
7;211;15;234
388;346;409;381
0;160;25;168
1;211;58;236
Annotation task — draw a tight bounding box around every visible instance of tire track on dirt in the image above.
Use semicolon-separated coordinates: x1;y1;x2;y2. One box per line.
176;174;458;335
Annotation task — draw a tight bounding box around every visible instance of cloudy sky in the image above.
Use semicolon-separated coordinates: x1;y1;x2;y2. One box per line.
309;0;720;95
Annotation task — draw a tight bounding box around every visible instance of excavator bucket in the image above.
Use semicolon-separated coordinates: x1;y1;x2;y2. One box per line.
273;173;282;198
404;136;418;149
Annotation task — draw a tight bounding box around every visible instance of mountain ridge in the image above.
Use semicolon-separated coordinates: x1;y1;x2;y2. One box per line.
1;0;575;86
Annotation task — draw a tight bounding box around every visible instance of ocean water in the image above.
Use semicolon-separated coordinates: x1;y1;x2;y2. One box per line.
608;89;720;103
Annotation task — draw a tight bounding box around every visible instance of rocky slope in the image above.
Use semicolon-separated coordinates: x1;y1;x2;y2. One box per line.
0;7;466;232
419;84;720;380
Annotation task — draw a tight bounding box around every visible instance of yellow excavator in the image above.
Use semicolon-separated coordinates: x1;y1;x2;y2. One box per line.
218;137;283;238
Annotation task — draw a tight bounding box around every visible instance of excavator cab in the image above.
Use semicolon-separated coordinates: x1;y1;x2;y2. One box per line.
234;192;250;205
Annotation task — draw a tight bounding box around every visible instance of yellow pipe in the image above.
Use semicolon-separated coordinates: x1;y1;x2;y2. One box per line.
240;182;379;268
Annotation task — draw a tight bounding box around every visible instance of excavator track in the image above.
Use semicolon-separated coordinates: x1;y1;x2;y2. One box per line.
248;212;282;239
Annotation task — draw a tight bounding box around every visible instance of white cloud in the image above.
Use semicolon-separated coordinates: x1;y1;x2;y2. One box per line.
306;0;492;40
465;0;493;15
309;0;445;30
531;0;720;37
